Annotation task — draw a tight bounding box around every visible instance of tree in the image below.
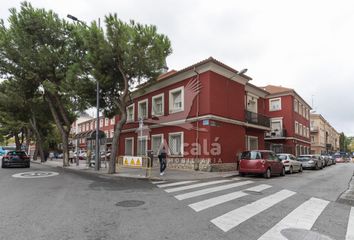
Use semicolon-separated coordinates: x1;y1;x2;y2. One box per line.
339;132;351;152
82;14;172;173
0;2;94;166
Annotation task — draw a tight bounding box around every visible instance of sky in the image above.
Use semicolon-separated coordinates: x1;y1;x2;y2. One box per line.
1;0;354;135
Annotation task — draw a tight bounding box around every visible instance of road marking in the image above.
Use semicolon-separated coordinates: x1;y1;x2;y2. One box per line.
157;180;198;188
12;171;59;178
151;181;168;184
175;180;253;200
164;179;233;193
258;197;329;240
346;207;354;240
188;184;272;212
211;189;296;232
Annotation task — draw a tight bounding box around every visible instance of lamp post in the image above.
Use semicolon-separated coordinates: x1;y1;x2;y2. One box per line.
67;14;100;171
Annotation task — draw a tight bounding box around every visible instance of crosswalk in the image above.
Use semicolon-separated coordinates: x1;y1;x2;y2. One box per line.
152;178;354;240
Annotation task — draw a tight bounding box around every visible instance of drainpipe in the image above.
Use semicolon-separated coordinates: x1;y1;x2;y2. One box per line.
194;67;200;170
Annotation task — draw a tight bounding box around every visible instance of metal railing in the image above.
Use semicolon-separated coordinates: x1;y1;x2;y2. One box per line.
265;129;287;138
245;110;270;128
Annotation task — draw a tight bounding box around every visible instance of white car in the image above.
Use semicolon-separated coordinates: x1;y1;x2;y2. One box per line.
276;153;303;174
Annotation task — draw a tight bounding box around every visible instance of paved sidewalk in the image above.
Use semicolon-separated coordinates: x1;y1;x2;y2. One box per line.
31;158;239;181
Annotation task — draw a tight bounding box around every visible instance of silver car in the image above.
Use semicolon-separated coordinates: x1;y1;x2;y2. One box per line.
297;155;323;170
277;153;303;174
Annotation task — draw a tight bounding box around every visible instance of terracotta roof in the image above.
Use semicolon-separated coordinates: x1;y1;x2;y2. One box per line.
262;85;293;94
157;70;177;81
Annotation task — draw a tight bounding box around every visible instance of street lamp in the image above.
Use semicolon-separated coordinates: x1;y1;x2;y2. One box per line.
67;14;100;171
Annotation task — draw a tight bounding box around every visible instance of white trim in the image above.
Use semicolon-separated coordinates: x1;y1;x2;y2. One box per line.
151;134;164;156
126;103;135;122
246;136;258;151
124;137;134;156
168;131;184;157
138;99;149;119
151;93;164;117
269;97;282;111
169;86;184;114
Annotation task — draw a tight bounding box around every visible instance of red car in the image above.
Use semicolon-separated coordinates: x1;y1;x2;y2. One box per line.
239;150;285;178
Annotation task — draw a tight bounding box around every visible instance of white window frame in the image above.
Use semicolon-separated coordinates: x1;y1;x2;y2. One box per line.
99;119;103;128
126;104;135;123
299;123;303;136
246;136;259;151
151;134;164;156
125;137;134;156
269;98;281;111
138;99;149;120
169;86;184;113
110;117;115;125
294;99;298;112
168;132;184;156
295;121;298;134
151;93;165;117
137;135;148;156
246;93;259;113
105;118;109;126
111;130;114;138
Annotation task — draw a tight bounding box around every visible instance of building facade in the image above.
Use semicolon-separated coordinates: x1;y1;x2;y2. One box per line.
262;85;311;156
118;57;271;171
310;113;340;154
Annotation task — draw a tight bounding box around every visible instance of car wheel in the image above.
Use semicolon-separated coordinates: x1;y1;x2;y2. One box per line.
1;160;5;168
315;163;319;170
289;166;293;174
26;163;30;168
280;167;285;176
264;168;271;179
299;165;303;172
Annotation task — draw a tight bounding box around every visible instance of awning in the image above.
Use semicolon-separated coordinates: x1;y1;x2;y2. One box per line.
74;130;106;140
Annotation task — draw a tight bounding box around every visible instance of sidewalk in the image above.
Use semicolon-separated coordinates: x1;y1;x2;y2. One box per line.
31;158;239;181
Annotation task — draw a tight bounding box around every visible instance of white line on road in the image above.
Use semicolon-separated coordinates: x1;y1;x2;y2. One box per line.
189;184;272;212
346;207;354;240
157;180;198;188
257;197;329;240
151;181;168;184
211;189;296;232
175;180;253;200
164;179;233;193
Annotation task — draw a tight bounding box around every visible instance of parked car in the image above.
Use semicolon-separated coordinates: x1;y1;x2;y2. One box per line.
239;150;285;179
276;153;303;174
1;150;30;168
334;154;345;163
320;155;331;166
297;155;323;170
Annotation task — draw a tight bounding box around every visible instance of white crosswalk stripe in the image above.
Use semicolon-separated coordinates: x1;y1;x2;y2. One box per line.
175;180;254;200
346;207;354;240
189;184;271;212
151;180;168;184
257;197;329;240
164;179;233;193
157;180;198;188
211;189;296;232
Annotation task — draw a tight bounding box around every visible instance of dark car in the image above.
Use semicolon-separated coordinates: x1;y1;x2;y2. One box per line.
239;150;285;179
1;150;30;168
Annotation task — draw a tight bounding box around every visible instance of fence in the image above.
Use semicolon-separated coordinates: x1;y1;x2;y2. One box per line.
116;155;152;178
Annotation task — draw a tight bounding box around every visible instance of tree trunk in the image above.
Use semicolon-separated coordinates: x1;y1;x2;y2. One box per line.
14;133;21;150
29;116;45;162
109;110;127;174
45;93;70;167
33;142;39;160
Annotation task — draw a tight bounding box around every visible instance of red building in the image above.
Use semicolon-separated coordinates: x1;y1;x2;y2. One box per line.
262;85;311;156
118;57;271;171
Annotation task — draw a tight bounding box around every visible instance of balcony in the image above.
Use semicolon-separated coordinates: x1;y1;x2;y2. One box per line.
310;126;319;132
245;110;270;128
265;129;287;138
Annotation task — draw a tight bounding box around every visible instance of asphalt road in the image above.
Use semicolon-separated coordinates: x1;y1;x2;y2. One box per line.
0;163;354;240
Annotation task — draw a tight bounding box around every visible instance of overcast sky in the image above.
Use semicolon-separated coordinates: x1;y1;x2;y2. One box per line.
1;0;354;135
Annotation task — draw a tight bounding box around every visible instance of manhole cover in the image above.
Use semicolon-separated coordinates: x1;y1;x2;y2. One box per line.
12;171;59;178
115;200;145;207
281;228;334;240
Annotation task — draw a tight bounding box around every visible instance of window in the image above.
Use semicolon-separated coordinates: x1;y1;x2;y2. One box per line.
269;98;281;111
137;136;148;156
307;127;310;137
111;130;114;138
299;123;303;136
246;94;258;113
246;136;258;150
127;104;135;122
169;132;184;156
311;136;315;143
105;118;109;126
295;122;298;134
270;119;282;137
105;131;109;138
151;134;164;156
125;138;134;156
294;99;298;112
99;119;103;128
169;87;184;113
90;121;93;130
152;94;164;116
138;99;148;119
110;118;115;125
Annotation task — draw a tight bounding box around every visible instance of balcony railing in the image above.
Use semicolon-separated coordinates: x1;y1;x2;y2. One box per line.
265;129;287;138
245;110;270;128
310;126;319;132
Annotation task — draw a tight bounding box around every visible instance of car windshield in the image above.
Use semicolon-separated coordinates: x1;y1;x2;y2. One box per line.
277;155;287;160
8;151;26;156
241;151;261;160
297;156;311;161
